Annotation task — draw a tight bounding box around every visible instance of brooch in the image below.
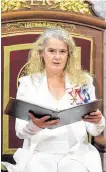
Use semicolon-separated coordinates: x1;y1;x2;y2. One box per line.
67;85;90;105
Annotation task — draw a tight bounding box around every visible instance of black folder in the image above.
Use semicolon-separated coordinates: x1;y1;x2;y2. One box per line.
4;98;102;126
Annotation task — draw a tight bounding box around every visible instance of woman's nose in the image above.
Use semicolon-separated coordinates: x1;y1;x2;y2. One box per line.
55;51;61;59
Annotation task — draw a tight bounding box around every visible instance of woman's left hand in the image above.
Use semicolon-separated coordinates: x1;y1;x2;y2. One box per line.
82;109;102;124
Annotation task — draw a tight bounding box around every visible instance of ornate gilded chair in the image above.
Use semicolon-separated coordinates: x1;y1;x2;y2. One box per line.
1;0;106;170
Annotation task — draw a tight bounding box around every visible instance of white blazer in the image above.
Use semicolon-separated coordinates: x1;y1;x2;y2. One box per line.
4;72;105;172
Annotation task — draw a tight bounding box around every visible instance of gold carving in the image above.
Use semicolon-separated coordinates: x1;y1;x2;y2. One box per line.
50;0;91;15
30;0;53;5
1;0;30;12
2;0;92;15
5;21;76;31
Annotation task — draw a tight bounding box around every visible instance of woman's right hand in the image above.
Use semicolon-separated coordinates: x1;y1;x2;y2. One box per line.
29;113;60;128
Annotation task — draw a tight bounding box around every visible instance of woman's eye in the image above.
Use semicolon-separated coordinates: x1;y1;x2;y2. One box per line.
49;49;54;52
60;50;66;53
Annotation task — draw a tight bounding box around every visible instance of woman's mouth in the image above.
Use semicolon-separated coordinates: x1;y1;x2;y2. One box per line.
52;62;60;65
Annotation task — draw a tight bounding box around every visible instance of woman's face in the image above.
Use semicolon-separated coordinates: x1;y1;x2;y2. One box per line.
42;37;68;73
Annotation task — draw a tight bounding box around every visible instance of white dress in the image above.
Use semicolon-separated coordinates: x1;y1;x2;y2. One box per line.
2;72;105;172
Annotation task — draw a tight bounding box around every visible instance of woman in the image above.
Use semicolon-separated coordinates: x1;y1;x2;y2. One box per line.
2;27;105;172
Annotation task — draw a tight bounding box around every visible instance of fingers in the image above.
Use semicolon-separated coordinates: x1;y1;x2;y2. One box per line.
29;113;60;128
45;119;60;126
90;109;101;116
83;118;100;123
83;110;102;124
40;116;51;122
84;115;101;119
43;120;60;128
29;113;50;121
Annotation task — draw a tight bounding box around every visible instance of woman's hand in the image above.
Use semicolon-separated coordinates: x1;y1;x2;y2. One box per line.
29;113;60;128
82;109;102;124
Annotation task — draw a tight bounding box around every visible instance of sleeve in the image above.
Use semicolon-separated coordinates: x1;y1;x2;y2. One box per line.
84;75;105;136
15;76;42;140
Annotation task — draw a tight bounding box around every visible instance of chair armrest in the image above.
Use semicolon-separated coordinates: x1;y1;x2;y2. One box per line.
94;135;106;153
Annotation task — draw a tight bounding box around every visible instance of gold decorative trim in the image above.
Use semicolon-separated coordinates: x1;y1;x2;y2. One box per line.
2;0;92;15
5;21;76;31
1;0;30;12
2;31;43;37
3;46;10;154
3;32;93;154
50;0;92;15
3;43;33;154
17;62;29;88
72;33;93;75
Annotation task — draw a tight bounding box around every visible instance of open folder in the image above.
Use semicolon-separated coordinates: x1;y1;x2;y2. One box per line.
4;97;102;127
